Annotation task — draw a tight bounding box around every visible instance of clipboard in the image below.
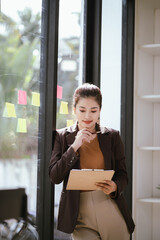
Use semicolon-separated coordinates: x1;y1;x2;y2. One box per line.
66;169;115;190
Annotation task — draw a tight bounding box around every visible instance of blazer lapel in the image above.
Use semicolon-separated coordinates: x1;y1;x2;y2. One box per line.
66;122;78;147
98;128;112;170
65;123;80;169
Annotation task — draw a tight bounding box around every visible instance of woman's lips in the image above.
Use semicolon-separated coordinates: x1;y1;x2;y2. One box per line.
83;120;92;124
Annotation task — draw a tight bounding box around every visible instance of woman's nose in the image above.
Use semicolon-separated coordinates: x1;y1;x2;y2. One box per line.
85;111;90;118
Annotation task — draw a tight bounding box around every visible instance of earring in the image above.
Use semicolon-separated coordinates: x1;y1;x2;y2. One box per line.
97;116;100;125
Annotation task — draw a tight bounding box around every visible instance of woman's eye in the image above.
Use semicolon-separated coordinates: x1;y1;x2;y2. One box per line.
91;111;97;113
80;110;85;113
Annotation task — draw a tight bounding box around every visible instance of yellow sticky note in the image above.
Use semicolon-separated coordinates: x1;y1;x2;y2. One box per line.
2;106;8;117
67;120;74;127
16;118;27;133
72;108;75;115
3;102;16;118
59;101;69;114
31;92;40;107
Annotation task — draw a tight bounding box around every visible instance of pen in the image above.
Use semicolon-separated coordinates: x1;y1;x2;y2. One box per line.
92;131;101;134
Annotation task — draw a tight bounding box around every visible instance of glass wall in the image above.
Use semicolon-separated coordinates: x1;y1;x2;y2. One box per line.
54;0;83;239
0;0;42;218
100;0;122;131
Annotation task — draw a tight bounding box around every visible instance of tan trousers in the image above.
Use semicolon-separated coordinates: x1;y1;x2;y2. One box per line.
72;190;130;240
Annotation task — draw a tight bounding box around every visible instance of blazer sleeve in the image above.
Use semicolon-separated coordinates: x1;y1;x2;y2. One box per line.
111;131;128;199
49;131;80;184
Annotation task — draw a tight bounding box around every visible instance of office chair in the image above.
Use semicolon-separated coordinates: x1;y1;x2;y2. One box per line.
0;188;38;240
0;188;27;222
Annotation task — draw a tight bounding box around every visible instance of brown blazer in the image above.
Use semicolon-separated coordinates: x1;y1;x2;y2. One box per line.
49;123;135;234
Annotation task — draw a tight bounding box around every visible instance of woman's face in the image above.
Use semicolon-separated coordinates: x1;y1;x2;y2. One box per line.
74;97;100;132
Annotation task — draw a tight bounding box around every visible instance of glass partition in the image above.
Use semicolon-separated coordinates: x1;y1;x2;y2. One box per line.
55;0;83;238
0;0;42;219
100;0;122;131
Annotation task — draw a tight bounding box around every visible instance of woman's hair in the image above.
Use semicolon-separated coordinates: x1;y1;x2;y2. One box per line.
73;83;102;109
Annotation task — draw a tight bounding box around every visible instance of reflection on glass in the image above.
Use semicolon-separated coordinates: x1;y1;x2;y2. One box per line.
0;0;42;218
55;0;83;239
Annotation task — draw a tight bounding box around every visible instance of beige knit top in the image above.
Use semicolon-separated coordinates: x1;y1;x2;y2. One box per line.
79;136;105;170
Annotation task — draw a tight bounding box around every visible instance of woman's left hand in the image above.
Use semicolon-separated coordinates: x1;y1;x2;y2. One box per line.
95;180;117;195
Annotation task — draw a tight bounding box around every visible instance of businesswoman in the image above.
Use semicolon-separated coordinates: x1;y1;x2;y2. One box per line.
49;83;135;240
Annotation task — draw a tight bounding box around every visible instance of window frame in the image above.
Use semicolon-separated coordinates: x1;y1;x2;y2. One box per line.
37;0;59;239
83;0;102;86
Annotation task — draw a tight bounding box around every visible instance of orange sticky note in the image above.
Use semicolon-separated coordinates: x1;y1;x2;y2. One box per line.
18;90;27;105
31;92;40;107
59;101;68;114
16;118;27;133
67;120;74;127
3;102;16;118
57;85;63;99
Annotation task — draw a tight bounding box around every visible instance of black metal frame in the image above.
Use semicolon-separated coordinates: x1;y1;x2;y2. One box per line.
83;0;102;87
121;0;135;212
37;0;59;239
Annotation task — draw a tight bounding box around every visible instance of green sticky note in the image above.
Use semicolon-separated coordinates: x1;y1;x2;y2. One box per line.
3;102;16;118
16;118;27;133
67;120;74;127
31;92;40;107
2;106;8;117
59;101;69;114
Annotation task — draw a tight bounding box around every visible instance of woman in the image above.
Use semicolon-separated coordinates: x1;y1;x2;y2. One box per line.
49;83;135;240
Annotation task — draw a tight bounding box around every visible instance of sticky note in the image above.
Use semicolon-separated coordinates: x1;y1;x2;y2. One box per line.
67;120;74;127
57;85;63;99
72;108;75;115
59;101;68;114
3;102;16;118
2;106;8;117
16;118;27;133
31;92;40;107
18;90;27;105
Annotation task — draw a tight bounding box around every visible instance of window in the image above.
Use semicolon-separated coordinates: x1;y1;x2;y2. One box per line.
100;0;122;131
0;0;42;219
0;1;134;239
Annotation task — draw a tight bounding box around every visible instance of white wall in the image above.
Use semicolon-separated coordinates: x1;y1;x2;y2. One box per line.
100;0;122;131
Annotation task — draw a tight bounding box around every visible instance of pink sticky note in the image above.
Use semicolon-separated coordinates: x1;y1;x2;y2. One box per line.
18;90;27;105
57;85;63;99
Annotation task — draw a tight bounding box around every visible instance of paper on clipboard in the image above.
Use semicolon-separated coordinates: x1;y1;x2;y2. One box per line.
66;169;115;190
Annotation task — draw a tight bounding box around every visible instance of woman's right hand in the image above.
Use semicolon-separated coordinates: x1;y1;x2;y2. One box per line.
71;128;96;152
